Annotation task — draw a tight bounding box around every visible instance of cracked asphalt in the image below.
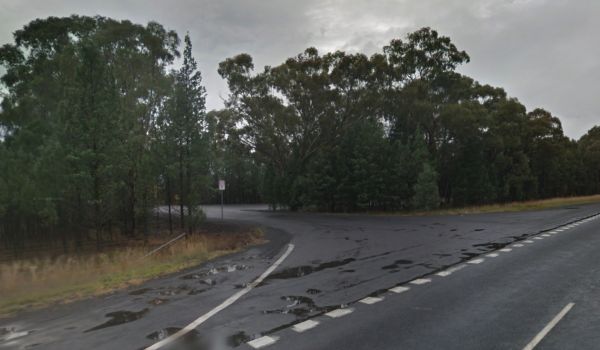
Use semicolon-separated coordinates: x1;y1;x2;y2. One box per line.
2;203;600;350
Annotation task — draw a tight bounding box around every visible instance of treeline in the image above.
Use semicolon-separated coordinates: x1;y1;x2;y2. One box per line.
1;16;599;252
218;28;600;211
0;16;261;253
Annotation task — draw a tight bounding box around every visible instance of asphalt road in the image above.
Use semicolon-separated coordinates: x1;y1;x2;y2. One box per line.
2;203;600;350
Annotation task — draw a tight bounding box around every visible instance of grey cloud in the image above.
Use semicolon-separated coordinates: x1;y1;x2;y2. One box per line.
1;0;598;137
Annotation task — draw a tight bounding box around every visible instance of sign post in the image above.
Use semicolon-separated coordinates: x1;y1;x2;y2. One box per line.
218;180;226;220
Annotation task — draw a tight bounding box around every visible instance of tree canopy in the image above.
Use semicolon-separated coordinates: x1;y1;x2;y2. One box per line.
0;18;598;253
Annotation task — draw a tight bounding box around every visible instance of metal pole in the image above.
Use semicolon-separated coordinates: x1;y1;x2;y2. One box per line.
221;190;224;220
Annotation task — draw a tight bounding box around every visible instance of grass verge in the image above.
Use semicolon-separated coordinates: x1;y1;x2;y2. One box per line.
398;194;600;216
0;228;264;317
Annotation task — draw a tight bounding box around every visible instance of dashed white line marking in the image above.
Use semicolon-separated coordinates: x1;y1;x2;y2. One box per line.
533;237;544;240
513;244;525;247
522;302;574;350
145;244;295;350
248;336;279;349
500;248;513;252
436;264;468;277
556;229;565;232
541;234;551;237
468;258;485;264
486;253;499;258
292;320;320;333
410;278;432;285
389;286;411;293
524;240;534;243
360;296;384;305
325;308;354;318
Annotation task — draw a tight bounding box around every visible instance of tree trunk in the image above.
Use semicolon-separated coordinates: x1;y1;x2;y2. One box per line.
166;175;173;235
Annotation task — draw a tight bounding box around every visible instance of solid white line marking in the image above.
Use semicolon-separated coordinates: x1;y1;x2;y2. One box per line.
360;296;384;304
292;320;320;333
486;253;499;258
468;258;485;264
500;248;512;252
522;302;574;350
513;244;525;248
325;308;354;318
410;278;432;285
144;244;295;350
389;286;411;293
248;336;279;349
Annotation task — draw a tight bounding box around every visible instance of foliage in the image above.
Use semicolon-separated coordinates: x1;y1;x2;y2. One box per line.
218;27;599;211
1;17;599;256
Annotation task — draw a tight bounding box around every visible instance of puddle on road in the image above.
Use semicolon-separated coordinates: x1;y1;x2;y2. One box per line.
180;264;249;280
146;327;181;341
227;331;252;347
264;258;355;281
381;259;413;270
472;242;508;251
146;327;208;349
85;309;149;332
160;284;191;296
0;327;32;342
263;296;334;318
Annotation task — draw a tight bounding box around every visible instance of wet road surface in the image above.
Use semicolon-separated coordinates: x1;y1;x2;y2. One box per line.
2;203;600;349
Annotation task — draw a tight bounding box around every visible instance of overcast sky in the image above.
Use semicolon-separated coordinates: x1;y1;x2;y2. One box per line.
1;0;598;138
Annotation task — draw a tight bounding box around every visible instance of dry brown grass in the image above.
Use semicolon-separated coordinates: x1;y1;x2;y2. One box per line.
390;194;600;216
0;228;264;317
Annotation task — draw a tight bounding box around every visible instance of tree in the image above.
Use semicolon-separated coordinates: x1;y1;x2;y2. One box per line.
159;33;208;233
412;162;440;211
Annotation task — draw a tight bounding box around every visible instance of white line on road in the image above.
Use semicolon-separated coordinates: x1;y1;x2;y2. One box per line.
500;248;513;252
541;234;551;237
292;320;320;333
513;244;524;248
248;336;280;349
468;258;485;264
410;278;432;285
486;253;499;258
522;302;574;350
144;244;295;350
524;240;535;243
360;296;384;304
389;286;411;293
436;264;468;276
533;237;544;240
325;308;354;318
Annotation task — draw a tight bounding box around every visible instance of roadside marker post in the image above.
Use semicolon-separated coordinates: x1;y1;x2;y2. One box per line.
218;179;226;220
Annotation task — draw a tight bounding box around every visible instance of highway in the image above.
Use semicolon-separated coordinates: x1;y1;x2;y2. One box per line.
2;203;600;350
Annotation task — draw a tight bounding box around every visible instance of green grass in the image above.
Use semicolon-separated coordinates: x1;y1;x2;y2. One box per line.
0;229;264;317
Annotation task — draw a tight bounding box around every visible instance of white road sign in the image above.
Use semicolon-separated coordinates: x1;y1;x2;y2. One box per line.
218;180;226;191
